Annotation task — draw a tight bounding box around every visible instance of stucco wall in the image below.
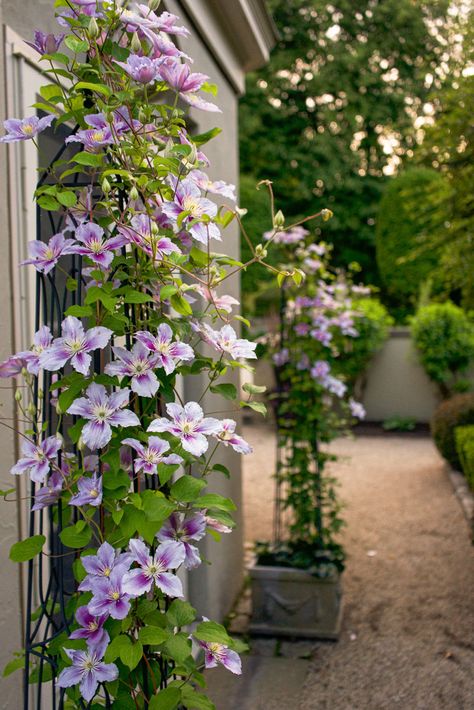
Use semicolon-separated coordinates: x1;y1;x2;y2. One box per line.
362;328;441;423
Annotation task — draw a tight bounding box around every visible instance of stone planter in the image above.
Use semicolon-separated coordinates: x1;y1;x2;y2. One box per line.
249;564;343;639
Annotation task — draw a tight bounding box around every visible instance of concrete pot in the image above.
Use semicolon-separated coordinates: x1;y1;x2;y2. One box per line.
249;564;343;639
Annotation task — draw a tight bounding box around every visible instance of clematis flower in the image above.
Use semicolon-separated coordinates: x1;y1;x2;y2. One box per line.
79;541;132;592
21;233;76;274
205;516;232;534
189;170;236;201
263;225;308;245
117;213;180;259
69;472;102;507
105;343;160;398
214;420;252;454
19;326;53;376
26;31;65;55
65;127;114;150
0;114;54;143
67;383;140;450
121;436;182;476
310;360;330;381
0;353;27;378
199;324;257;360
57;641;118;704
65;187;93;229
195;623;241;674
11;435;61;484
195;286;239;314
157;512;206;569
310;328;332;346
115;54;163;84
135;324;193;375
88;569;131;620
83;109;139;136
31;469;64;511
122;539;184;598
157;58;220;112
69;606;108;648
272;348;289;367
39;316;112;376
134;5;190;37
71;222;127;268
162;179;220;245
148;402;221;457
349;398;366;420
322;375;347;398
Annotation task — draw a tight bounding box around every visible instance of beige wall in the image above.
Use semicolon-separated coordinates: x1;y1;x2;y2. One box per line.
362;329;441;423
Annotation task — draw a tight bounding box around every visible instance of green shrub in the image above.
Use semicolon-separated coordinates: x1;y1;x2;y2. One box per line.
431;393;474;469
338;297;393;389
375;168;447;319
455;425;474;489
411;302;474;397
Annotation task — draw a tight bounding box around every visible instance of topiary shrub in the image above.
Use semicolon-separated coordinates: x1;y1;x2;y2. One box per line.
411;302;474;398
455;425;474;489
431;393;474;469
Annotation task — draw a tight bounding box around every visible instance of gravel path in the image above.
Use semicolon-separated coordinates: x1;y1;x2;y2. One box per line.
242;424;474;710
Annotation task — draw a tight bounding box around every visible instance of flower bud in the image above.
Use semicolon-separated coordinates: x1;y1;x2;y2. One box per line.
149;0;161;9
138;108;147;124
77;436;86;452
255;244;268;259
131;32;142;53
151;221;159;236
14;390;22;403
273;210;285;228
27;403;36;418
101;177;111;194
129;186;139;201
88;17;100;40
321;208;333;222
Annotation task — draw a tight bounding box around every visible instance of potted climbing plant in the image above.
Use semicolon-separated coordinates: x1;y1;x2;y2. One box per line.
249;228;368;639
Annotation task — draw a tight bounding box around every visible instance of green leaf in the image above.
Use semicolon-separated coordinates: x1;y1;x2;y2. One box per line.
37;195;60;211
40;84;63;102
66;277;78;292
166;600;196;628
189;247;209;267
170;475;206;503
164;633;192;663
159;285;178;301
242;382;267;395
170;293;192;316
142;493;175;522
193;127;222;146
211;463;231;478
73;151;104;168
75;81;111;97
157;463;179;486
65;305;93;317
209;383;237;400
195;494;236;511
3;655;24;678
120;639;143;670
149;687;181;710
180;686;216;710
56;191;77;208
123;290;154;304
104;634;132;663
240;400;267;416
65;36;89;53
9;535;46;562
59;522;92;549
138;627;170;646
193;621;232;647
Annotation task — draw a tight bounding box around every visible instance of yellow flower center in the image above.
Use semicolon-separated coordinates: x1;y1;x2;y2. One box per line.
103;567;111;577
111;591;120;600
21;124;35;135
90;488;99;498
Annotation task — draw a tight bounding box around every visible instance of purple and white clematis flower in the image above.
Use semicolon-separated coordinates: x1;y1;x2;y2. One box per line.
69;472;103;507
157;58;220;112
39;316;112;376
214;420;252;454
122;539;185;598
65;126;114;150
157;512;206;569
117;213;180;260
105;343;161;398
121;436;182;476
148;402;221;457
88;567;132;620
69;606;109;648
135;324;194;375
134;5;190;37
199;323;257;360
0;114;54;143
20;325;54;375
21;233;76;274
79;541;132;592
31;469;64;511
205;515;232;534
0;353;27;378
115;54;163;84
67;383;140;450
11;435;61;484
195;286;239;314
162;179;221;244
195;623;241;675
57;640;118;704
189;170;236;201
310;360;330;381
71;222;127;268
26;31;65;55
349;398;366;420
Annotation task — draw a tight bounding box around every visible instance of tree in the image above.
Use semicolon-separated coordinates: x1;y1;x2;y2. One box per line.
240;0;450;285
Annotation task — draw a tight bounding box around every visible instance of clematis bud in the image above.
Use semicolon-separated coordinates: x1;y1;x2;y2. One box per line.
129;186;139;201
101;178;111;194
14;390;22;402
131;32;142;53
77;435;86;452
88;17;100;40
27;403;36;417
151;221;159;236
255;244;268;259
273;210;285;228
321;208;333;222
